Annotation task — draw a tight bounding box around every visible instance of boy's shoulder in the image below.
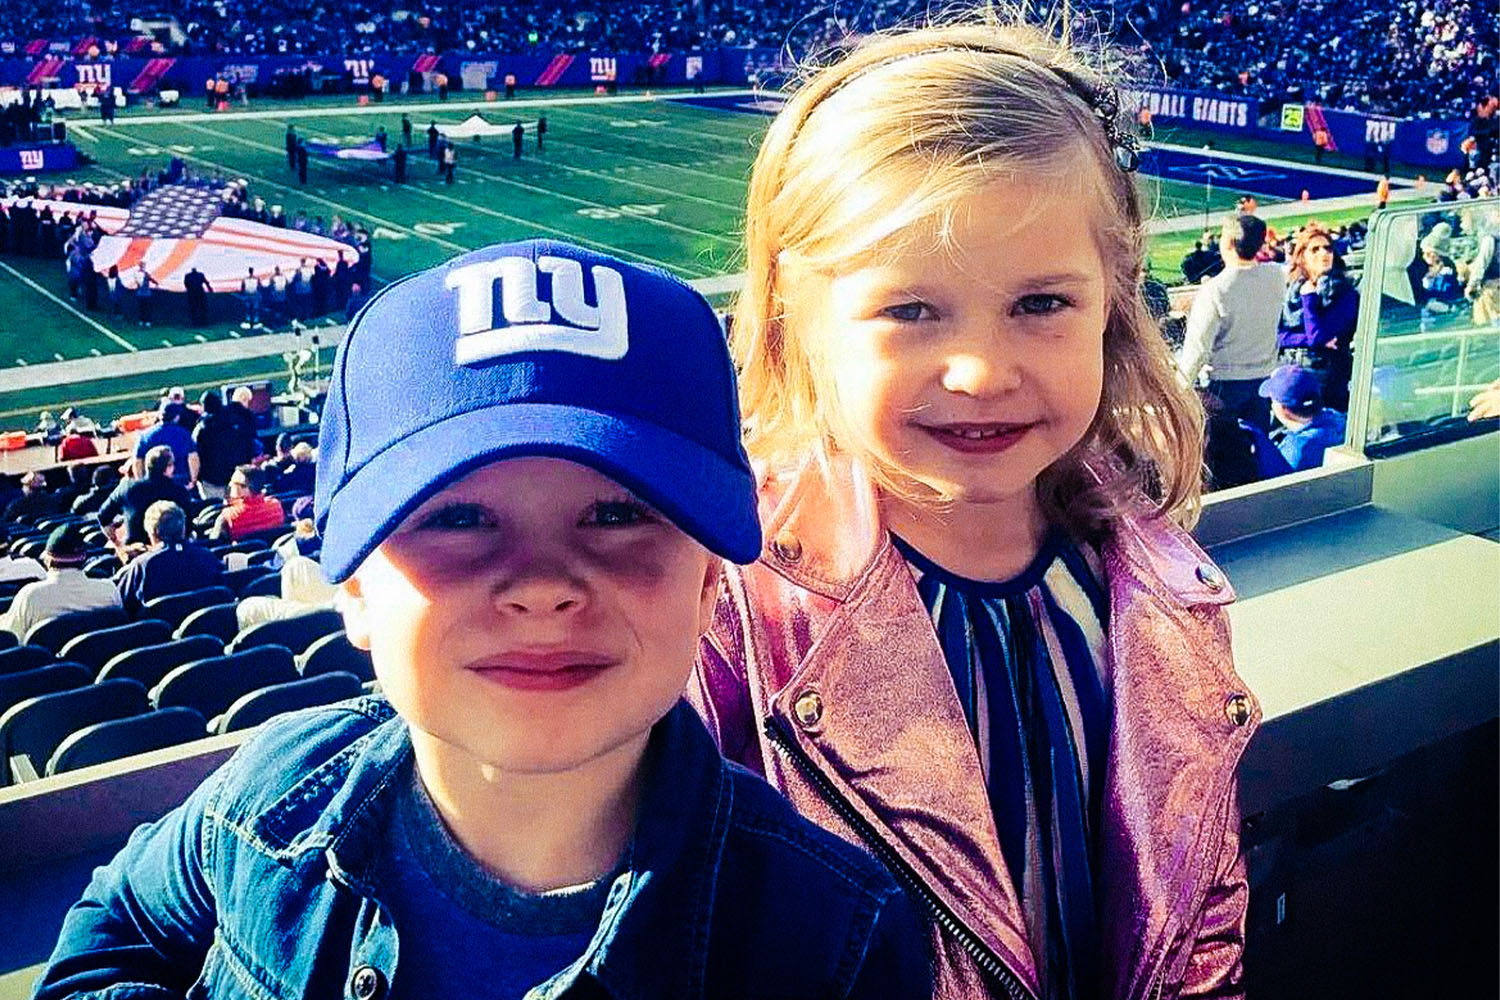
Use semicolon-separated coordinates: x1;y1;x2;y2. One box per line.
210;695;400;826
718;760;905;912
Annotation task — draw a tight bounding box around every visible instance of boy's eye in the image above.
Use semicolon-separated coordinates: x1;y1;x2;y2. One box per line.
880;301;937;322
584;500;658;528
414;503;492;531
1012;294;1073;317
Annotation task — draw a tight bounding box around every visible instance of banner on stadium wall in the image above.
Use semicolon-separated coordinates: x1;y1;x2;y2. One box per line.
0;144;77;174
1314;106;1467;170
1120;85;1258;132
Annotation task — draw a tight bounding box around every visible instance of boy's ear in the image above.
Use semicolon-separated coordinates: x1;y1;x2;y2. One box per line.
697;557;724;635
338;575;372;651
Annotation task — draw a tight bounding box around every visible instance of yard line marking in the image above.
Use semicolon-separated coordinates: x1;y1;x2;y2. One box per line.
53;352;64;360
0;259;138;352
192;119;714;277
161;339;174;348
14;358;26;365
446;161;737;247
194;334;208;342
227;329;241;338
89;348;102;356
463;143;743;213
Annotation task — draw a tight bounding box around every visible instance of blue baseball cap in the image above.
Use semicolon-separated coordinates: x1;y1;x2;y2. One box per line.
1258;364;1322;409
314;240;760;582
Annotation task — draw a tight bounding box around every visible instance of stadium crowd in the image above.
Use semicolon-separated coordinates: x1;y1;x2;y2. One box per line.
0;0;1489;117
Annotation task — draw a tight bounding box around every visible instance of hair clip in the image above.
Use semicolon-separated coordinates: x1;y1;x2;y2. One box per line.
1086;80;1141;173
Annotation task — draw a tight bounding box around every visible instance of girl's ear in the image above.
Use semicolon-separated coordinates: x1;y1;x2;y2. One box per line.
697;558;724;635
338;575;372;650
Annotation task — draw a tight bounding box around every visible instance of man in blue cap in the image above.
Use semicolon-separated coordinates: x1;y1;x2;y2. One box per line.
1258;363;1348;472
35;240;930;1000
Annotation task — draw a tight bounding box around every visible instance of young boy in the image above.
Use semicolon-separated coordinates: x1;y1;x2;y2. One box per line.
33;241;932;1000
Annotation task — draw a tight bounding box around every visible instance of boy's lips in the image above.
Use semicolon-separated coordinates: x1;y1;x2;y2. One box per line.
467;650;620;692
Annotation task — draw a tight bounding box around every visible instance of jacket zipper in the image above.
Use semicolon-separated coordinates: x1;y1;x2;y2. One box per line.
764;716;1035;1000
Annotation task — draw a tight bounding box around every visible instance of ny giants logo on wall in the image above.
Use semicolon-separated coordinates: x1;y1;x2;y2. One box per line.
19;149;44;171
75;63;111;88
445;255;629;366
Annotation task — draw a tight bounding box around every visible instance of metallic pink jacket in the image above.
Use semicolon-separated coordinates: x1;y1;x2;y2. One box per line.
690;460;1261;1000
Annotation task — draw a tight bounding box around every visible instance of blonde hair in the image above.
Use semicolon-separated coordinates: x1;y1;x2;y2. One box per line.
733;14;1206;539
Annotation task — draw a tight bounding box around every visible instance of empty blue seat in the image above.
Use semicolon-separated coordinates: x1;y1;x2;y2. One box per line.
59;619;174;673
24;607;129;653
97;634;225;688
298;631;374;684
213;672;364;734
174;603;241;645
0;677;147;784
223;566;274;595
0;662;90;719
228;609;343;657
47;707;208;776
0;643;52;676
152;646;298;720
238;574;283;599
142;587;236;629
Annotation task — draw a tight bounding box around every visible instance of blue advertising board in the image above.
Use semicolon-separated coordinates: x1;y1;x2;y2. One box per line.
0;144;77;174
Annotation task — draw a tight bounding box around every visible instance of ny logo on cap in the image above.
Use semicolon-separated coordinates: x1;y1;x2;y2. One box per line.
445;255;628;366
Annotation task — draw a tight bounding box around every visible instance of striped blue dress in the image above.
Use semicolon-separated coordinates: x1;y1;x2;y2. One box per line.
893;531;1110;1000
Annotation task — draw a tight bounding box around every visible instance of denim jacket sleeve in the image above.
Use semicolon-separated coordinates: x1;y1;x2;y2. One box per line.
32;762;226;1000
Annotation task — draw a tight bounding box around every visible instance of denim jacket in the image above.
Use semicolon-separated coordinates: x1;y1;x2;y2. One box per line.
34;698;933;1000
691;458;1261;1000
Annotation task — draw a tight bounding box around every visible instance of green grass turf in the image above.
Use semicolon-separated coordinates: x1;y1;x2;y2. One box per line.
0;90;1387;424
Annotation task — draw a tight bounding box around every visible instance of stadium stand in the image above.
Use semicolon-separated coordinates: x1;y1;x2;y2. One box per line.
141;585;236;628
172;602;240;643
23;606;128;652
0;642;49;675
298;630;375;683
225;607;343;656
0;676;147;784
149;643;298;719
57;618;173;671
96;633;223;687
212;671;364;734
45;706;208;776
0;661;89;718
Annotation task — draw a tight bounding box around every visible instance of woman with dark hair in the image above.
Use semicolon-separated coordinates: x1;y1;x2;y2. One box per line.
1280;224;1360;411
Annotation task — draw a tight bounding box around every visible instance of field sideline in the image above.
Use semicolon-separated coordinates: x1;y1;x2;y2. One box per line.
0;88;1407;423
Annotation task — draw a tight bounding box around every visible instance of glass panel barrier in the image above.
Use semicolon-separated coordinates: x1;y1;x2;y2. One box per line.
1349;196;1500;457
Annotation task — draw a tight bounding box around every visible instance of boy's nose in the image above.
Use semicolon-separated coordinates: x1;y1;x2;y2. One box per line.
492;568;588;616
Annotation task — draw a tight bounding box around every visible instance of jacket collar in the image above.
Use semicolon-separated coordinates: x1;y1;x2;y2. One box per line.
247;700;733;999
757;455;1235;608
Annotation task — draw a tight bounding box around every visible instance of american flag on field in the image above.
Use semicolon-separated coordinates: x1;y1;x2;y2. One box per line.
2;185;353;293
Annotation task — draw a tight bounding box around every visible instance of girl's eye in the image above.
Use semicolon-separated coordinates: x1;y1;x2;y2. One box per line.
584;500;659;528
414;503;492;531
1012;294;1073;317
880;301;937;322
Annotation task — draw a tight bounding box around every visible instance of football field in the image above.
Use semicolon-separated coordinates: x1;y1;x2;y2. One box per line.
0;89;1398;424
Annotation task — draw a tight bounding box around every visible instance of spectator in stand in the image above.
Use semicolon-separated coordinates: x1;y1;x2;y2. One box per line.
234;553;336;630
97;445;194;548
133;405;199;489
227;385;262;445
345;282;370;321
270;439;316;496
0;523;121;639
3;471;64;523
1253;364;1350;473
71;465;121;516
0;535;45;584
1180;237;1222;284
209;464;285;541
1279;225;1360;412
58;420;98;462
113;501;226;617
1177;214;1285;489
194;390;256;500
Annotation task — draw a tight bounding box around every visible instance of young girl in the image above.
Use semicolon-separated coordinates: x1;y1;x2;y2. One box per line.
693;18;1261;1000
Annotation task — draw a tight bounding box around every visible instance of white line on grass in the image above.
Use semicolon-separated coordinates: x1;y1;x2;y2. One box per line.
13;358;25;365
95;89;760;128
188;119;713;276
0;260;138;352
